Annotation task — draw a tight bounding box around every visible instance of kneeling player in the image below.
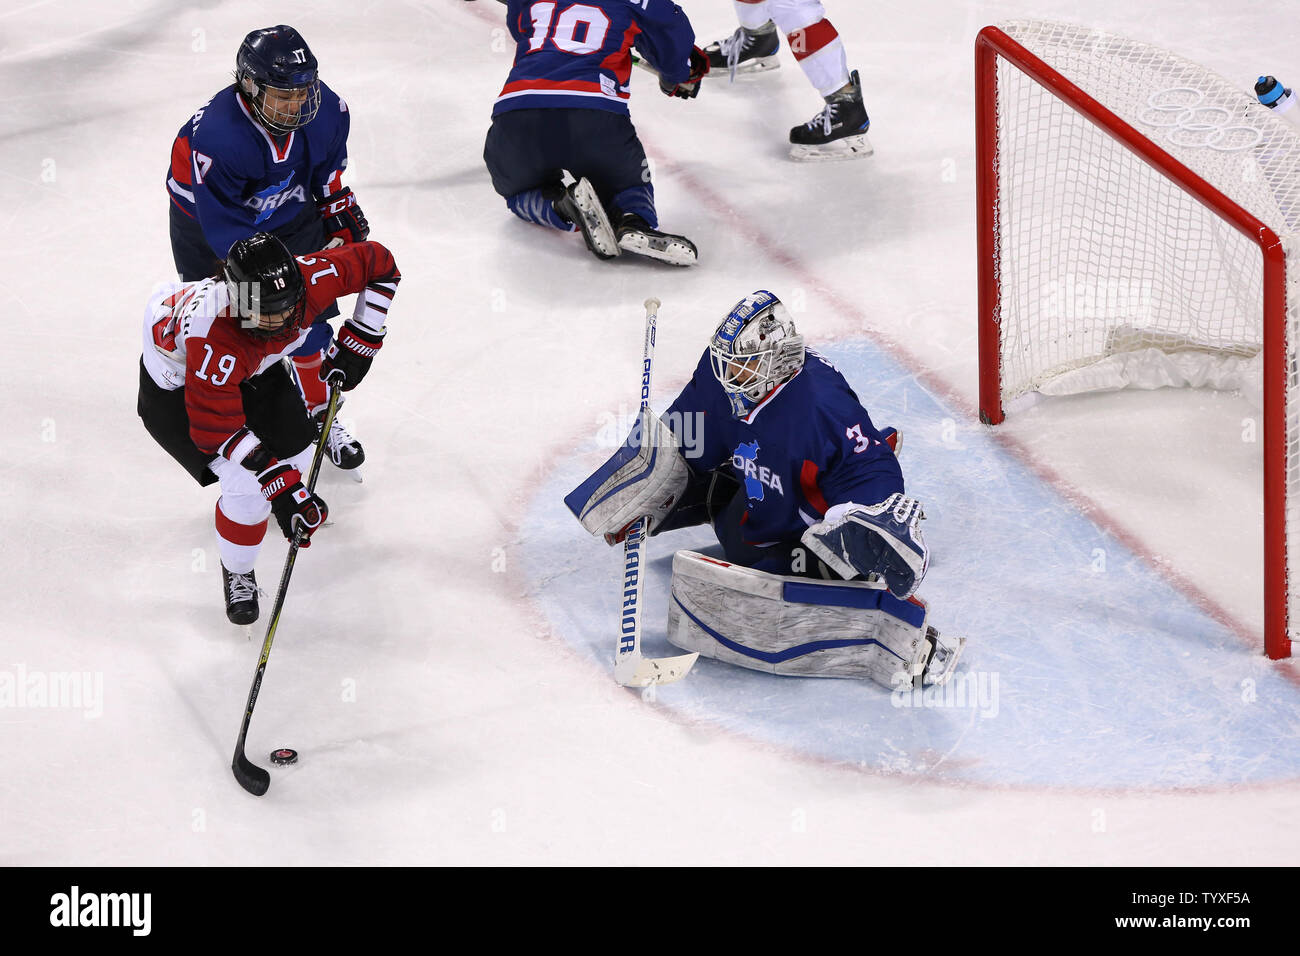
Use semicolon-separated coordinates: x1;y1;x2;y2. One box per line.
567;291;963;687
138;234;399;624
483;0;707;266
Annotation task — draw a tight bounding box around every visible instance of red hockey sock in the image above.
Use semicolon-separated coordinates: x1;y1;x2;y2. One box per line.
293;352;328;412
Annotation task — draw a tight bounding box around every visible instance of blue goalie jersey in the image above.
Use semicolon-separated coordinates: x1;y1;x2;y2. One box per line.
666;348;905;554
166;83;351;258
493;0;695;116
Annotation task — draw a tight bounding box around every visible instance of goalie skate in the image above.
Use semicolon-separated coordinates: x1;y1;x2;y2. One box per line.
616;214;698;267
917;627;966;688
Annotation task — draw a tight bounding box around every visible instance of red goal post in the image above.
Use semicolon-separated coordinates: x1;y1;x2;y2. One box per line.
975;21;1295;659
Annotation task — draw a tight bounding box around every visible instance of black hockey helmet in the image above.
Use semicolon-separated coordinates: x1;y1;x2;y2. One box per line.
235;25;321;134
223;233;307;341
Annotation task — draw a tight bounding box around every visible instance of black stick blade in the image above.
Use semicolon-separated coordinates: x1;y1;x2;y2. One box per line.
233;750;270;796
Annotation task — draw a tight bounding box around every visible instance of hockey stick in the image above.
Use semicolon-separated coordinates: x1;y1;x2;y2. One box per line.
613;298;699;688
231;383;341;796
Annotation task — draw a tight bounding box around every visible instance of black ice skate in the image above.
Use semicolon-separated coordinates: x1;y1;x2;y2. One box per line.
314;404;365;470
704;22;780;79
222;565;259;626
615;213;698;267
789;69;874;162
553;177;620;261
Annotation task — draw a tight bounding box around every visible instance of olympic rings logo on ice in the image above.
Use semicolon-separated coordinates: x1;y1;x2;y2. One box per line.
1139;87;1263;152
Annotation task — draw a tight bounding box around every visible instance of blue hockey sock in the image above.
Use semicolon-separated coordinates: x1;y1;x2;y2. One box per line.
611;184;657;228
506;188;575;231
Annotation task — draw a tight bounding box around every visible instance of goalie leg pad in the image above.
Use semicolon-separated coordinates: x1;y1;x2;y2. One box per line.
666;550;933;688
565;408;690;540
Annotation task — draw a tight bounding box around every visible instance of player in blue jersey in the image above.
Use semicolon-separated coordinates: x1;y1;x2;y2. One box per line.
166;25;372;471
484;0;709;266
566;291;964;687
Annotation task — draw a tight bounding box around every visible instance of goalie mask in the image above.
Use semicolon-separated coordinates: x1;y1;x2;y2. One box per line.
709;291;805;415
235;25;321;134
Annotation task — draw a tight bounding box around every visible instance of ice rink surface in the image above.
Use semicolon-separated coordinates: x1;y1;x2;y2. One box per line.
3;0;1298;865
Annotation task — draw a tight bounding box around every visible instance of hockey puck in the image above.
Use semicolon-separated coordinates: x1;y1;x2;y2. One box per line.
269;748;298;766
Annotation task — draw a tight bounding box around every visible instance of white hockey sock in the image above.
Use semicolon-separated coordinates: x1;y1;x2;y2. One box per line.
789;20;850;97
733;0;773;32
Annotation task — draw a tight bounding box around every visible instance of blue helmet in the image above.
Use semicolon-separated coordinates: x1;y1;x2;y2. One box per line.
235;25;321;134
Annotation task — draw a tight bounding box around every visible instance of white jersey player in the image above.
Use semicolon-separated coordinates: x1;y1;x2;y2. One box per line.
701;0;871;161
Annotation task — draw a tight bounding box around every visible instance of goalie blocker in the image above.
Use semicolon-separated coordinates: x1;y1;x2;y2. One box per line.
668;551;964;688
564;407;689;543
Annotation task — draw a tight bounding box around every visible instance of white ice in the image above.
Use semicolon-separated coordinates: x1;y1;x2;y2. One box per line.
2;0;1298;865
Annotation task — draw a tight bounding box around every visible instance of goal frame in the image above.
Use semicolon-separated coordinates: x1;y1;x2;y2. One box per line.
974;24;1291;659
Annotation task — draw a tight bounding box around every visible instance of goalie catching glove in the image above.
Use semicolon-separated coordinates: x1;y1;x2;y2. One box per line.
801;494;930;599
564;408;689;544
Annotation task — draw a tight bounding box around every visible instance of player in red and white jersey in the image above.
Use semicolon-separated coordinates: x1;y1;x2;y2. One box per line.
701;1;872;161
138;233;399;625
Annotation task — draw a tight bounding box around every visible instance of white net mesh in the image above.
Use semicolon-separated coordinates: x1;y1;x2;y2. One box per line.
989;20;1300;653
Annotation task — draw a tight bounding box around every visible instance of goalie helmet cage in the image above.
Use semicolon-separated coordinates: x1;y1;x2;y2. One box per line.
975;20;1299;659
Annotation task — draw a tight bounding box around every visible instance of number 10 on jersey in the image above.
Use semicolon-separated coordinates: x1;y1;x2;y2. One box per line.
525;2;613;54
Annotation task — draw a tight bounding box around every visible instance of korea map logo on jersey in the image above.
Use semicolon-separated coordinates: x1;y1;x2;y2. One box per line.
246;171;306;224
732;441;784;501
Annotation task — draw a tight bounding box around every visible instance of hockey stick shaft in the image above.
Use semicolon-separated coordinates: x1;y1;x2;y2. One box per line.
612;301;697;687
614;299;658;680
231;383;342;796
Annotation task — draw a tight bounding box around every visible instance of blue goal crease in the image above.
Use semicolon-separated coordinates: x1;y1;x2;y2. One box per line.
523;338;1300;789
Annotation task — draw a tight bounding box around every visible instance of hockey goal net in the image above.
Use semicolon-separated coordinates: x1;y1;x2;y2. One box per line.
975;20;1300;659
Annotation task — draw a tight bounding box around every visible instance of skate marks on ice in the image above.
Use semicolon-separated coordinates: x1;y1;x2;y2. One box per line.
520;339;1300;789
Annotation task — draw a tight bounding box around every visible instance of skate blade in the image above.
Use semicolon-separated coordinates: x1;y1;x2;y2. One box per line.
921;635;967;687
617;230;698;267
715;56;780;80
570;179;620;259
789;132;874;163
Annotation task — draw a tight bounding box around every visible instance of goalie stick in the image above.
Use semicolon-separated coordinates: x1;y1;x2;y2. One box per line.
613;298;699;688
231;384;342;796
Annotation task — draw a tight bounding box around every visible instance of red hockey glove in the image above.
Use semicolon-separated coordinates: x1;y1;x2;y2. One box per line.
258;463;328;545
323;319;385;391
318;187;370;245
660;46;710;99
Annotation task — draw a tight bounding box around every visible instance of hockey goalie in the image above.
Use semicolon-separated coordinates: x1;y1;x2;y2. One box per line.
566;291;965;689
